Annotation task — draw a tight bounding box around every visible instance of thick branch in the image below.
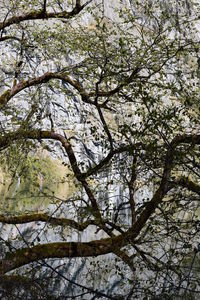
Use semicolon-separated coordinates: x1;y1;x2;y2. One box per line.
0;240;112;275
0;2;88;31
0;177;171;275
0;213;95;231
0;36;21;42
0;72;93;109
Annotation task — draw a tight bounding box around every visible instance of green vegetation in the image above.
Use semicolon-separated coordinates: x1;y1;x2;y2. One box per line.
0;154;74;212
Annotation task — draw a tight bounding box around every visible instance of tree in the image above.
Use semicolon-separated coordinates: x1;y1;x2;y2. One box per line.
0;0;200;298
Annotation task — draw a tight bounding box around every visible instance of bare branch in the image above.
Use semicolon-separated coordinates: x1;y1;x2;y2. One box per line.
127;157;137;226
0;36;21;42
0;3;88;31
0;239;113;275
0;213;95;231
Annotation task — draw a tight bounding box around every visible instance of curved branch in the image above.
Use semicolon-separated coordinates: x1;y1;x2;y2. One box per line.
0;68;147;111
0;129;102;219
0;213;95;231
0;68;140;110
84;133;200;178
0;239;113;275
0;36;21;42
35;131;102;220
0;2;89;31
0;72;93;109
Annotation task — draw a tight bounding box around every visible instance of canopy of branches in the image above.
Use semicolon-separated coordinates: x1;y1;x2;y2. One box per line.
0;0;200;299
